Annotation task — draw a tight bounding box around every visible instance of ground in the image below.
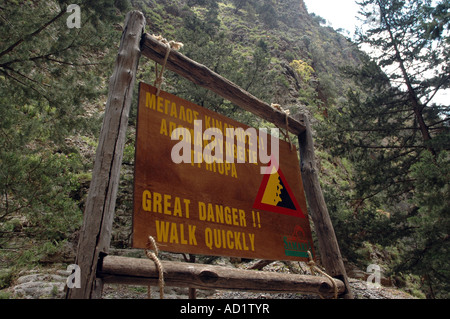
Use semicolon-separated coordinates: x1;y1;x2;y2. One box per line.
0;250;417;299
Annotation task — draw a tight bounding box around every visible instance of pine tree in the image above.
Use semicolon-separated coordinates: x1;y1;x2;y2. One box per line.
323;0;449;203
356;0;449;154
0;1;129;261
320;0;449;297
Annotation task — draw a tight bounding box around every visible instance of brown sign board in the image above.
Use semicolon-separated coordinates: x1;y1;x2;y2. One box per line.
133;82;315;261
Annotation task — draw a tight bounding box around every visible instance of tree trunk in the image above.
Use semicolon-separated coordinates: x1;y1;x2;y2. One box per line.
377;1;435;156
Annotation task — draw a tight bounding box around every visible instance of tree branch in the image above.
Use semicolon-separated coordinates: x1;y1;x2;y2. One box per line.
0;68;51;102
0;9;66;60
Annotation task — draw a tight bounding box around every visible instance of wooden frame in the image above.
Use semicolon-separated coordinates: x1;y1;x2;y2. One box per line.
97;256;345;297
67;11;353;299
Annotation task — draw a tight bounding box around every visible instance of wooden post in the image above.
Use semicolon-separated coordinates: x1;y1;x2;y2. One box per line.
66;11;146;299
296;114;354;299
188;254;197;299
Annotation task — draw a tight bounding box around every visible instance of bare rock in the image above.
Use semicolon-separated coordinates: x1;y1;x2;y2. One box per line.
13;272;67;299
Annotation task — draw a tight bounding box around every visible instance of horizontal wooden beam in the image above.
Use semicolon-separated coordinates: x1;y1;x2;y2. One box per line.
98;256;345;297
140;33;306;136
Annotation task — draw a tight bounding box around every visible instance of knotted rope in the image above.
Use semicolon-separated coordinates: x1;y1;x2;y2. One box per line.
271;103;294;151
145;236;165;299
306;251;339;299
152;34;184;96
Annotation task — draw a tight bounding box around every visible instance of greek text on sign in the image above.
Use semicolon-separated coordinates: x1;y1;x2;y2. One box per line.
133;82;315;261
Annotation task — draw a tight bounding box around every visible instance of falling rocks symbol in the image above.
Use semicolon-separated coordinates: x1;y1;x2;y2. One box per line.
253;159;305;218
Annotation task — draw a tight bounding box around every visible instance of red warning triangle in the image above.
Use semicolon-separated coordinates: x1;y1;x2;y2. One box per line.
253;158;306;218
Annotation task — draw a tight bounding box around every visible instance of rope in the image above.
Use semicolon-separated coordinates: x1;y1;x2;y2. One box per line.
306;251;339;299
145;236;165;299
271;103;294;151
152;34;184;96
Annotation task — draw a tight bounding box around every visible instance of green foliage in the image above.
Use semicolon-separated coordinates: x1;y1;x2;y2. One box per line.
289;59;315;83
0;0;128;267
319;0;450;298
410;151;450;215
0;290;12;299
143;2;274;127
0;269;13;290
396;151;450;298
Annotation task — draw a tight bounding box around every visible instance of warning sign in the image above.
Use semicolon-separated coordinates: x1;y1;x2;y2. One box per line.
253;158;306;218
133;82;315;261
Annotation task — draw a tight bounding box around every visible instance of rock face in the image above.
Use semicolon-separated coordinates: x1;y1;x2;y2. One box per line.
12;270;69;299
